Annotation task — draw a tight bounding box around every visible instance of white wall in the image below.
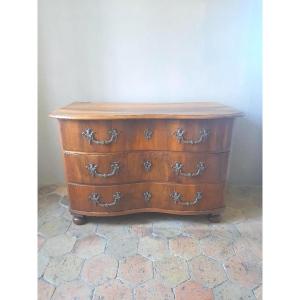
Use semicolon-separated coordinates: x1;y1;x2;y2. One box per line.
39;0;262;186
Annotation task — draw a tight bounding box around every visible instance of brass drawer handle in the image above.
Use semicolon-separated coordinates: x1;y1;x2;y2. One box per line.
170;191;202;206
82;128;118;145
172;161;206;177
143;191;152;202
174;128;209;144
89;192;121;207
86;162;120;178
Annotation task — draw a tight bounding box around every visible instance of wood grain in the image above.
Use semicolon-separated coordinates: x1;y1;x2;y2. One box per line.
68;182;225;214
49;101;243;120
50;101;242;221
71;207;224;217
59;119;234;153
64;151;229;184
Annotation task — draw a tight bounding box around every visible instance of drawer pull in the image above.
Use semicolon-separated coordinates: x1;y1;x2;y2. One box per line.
143;191;152;202
89;192;121;207
143;160;152;172
144;128;153;140
172;161;206;177
82;128;118;145
170;191;202;206
174;128;209;144
86;162;120;178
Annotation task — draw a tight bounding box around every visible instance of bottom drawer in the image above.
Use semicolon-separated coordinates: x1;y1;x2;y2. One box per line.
68;182;225;215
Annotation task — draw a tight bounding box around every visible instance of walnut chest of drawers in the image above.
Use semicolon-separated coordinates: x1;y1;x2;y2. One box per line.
50;102;242;225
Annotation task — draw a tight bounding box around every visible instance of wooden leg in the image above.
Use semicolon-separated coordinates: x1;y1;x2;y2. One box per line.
72;214;87;225
208;213;221;223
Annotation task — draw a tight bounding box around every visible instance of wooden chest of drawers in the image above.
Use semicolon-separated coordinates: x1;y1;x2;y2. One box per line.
50;102;242;224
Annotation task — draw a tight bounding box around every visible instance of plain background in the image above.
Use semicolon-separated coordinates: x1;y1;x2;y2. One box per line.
38;0;262;186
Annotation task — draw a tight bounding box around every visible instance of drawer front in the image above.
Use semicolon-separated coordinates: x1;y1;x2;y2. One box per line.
166;152;229;184
127;151;229;183
64;152;128;185
68;182;225;213
65;152;229;184
59;119;233;153
166;119;233;153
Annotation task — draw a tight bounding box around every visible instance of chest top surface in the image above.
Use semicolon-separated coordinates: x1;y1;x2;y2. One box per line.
49;101;243;120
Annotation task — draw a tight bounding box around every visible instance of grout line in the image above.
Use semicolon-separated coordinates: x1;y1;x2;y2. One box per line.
212;279;228;290
171;287;176;299
49;285;56;300
115;259;120;280
90;287;96;300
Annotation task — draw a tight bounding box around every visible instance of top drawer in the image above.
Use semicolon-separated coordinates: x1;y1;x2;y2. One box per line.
59;119;234;153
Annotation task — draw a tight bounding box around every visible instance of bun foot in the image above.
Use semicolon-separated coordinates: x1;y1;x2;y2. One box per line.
208;214;221;223
72;214;86;225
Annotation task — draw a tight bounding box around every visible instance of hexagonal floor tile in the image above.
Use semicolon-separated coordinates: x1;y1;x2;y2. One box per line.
210;223;241;241
52;280;93;300
39;217;70;238
38;253;49;278
37;193;57;212
175;280;213;300
181;221;211;240
154;256;189;288
62;209;73;221
96;222;131;239
129;222;153;237
221;206;246;224
169;236;201;260
213;280;255;300
40;234;76;257
198;235;234;261
236;220;262;242
93;279;132;300
224;255;262;289
38;199;66;228
135;279;174;300
59;195;69;208
55;185;68;197
39;184;57;196
44;253;84;285
67;222;97;239
254;284;262;300
38;193;64;217
73;234;106;259
118;254;153;287
153;220;182;238
81;254;118;286
138;236;169;260
38;235;45;251
189;255;227;288
233;237;262;263
38;279;55;300
105;235;138;260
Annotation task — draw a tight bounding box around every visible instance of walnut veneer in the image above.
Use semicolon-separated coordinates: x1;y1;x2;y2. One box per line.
50;102;242;224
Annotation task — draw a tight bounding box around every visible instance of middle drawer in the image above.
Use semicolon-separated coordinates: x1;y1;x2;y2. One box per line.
64;151;229;184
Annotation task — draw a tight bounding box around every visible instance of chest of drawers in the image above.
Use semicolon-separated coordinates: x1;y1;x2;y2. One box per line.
50;102;242;224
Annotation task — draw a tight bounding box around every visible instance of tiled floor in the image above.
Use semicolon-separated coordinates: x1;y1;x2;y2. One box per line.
38;184;262;300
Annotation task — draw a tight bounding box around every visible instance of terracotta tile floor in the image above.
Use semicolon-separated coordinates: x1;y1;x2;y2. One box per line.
38;184;262;300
